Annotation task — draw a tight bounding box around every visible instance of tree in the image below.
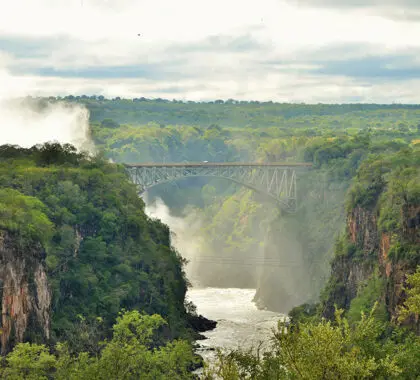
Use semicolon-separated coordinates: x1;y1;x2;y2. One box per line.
1;343;56;379
1;311;199;379
205;308;401;379
101;118;120;129
398;266;420;323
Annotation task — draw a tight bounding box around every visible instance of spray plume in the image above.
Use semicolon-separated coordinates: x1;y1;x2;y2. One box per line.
145;197;203;287
0;99;94;152
0;64;94;152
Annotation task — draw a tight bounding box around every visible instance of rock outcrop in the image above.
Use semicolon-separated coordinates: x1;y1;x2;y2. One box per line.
0;231;51;354
187;314;217;338
322;204;420;326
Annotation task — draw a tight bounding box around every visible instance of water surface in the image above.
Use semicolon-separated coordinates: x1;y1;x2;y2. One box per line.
187;287;286;365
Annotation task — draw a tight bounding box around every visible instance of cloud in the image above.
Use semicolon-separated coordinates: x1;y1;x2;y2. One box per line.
1;0;420;102
287;0;420;7
1;33;267;80
313;55;420;80
11;64;179;80
0;45;93;152
285;0;420;20
0;36;64;59
169;34;268;54
264;44;420;81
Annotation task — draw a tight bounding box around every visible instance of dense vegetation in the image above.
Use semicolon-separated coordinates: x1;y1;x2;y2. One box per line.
1;96;419;378
319;147;420;322
203;291;420;379
0;310;198;379
0;143;194;348
70;96;418;306
24;95;420;130
203;146;419;378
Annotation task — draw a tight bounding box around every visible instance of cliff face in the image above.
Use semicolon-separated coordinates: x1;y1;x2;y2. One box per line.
323;205;420;324
0;231;51;354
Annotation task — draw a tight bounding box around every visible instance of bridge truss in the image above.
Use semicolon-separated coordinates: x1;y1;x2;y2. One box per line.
125;163;311;212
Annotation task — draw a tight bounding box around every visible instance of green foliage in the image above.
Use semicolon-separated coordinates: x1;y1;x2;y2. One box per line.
111;310;167;348
2;98;419;377
347;148;420;212
0;144;191;349
321;146;419;322
348;270;387;323
58;314;104;355
0;188;53;248
352;148;420;264
389;328;420;376
75;96;418;308
387;242;419;263
333;234;358;258
88;310;197;379
0;311;198;380
204;308;411;379
398;266;420;323
30;96;420;133
101;118;120;129
1;343;56;379
288;303;319;324
346;158;387;210
378;165;420;234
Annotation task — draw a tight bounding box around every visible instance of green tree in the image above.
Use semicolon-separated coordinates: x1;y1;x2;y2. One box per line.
205;308;401;379
398;266;420;323
101;118;120;129
1;343;56;380
1;311;198;380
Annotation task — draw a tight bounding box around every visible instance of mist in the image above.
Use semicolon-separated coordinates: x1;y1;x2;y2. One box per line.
144;188;317;314
0;98;94;152
144;196;204;287
143;191;264;290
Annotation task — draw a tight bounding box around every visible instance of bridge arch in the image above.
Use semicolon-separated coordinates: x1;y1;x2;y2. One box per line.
139;174;293;209
124;162;312;213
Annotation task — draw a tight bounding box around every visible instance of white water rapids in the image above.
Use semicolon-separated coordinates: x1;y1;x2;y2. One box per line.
187;287;286;365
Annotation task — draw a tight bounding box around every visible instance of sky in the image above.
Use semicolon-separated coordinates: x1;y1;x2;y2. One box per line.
1;0;420;103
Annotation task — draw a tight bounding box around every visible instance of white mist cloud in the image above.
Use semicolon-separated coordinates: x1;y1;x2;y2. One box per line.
0;57;94;151
0;99;93;151
145;197;203;286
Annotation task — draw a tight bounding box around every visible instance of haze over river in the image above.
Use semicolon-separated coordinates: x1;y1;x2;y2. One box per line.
145;199;286;363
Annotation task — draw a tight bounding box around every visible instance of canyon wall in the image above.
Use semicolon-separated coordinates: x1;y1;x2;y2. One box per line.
0;231;51;354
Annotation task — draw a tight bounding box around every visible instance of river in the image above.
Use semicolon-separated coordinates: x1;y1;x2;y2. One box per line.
144;200;286;366
187;287;286;366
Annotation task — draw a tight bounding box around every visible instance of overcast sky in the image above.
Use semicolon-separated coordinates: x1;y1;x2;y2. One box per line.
1;0;420;103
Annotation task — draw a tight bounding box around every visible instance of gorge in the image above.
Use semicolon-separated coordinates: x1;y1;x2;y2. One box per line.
0;98;419;378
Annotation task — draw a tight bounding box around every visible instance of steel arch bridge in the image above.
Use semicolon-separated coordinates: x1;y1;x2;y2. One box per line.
124;162;312;213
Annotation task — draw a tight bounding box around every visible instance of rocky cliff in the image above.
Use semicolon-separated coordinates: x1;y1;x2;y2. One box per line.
0;231;51;354
322;204;420;325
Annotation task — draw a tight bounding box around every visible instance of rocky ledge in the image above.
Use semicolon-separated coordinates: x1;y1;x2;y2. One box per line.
188;314;217;332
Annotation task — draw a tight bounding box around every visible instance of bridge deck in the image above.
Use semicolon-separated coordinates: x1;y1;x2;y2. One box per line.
125;162;312;168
